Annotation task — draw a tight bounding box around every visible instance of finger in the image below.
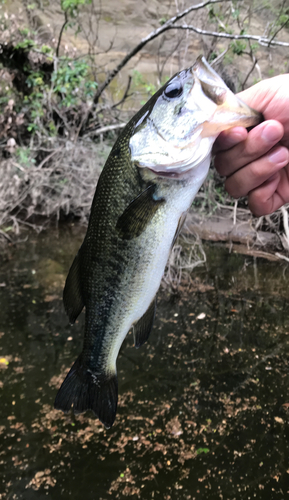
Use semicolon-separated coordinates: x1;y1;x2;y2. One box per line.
237;75;289;117
224;145;289;198
214;120;284;177
213;127;247;154
248;172;283;216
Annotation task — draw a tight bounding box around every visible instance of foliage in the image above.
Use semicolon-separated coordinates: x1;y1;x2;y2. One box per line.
132;70;169;105
61;0;91;17
196;447;210;455
16;147;35;166
132;70;157;104
60;0;92;39
230;40;247;55
18;55;97;133
15;38;36;50
52;59;97;107
0;0;100;138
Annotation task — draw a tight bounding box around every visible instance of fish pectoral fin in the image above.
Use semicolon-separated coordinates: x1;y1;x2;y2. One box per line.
54;355;118;429
63;251;84;324
116;184;165;240
133;297;156;349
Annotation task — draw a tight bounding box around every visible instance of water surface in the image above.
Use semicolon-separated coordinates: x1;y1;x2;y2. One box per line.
0;227;289;499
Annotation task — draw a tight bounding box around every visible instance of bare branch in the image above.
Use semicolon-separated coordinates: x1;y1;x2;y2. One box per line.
275;252;289;262
210;48;228;66
268;18;289;47
241;42;260;90
111;76;132;109
167;24;289;47
86;122;126;137
56;10;69;58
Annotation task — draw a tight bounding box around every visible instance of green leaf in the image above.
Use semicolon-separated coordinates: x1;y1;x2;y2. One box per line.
196;447;209;455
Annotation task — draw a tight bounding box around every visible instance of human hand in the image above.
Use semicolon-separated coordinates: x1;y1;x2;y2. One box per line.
213;75;289;216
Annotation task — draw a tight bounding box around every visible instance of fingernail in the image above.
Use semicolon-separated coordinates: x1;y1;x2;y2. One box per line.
268;147;288;165
261;123;282;143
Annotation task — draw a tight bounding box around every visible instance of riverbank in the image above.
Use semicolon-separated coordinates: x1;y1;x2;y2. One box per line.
1;0;289;260
1;132;289;264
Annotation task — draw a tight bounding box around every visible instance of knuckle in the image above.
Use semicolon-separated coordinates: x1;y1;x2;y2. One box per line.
225;177;242;198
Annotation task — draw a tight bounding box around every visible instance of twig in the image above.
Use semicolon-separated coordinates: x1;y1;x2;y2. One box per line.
210;48;228;66
56;10;69;58
36;148;62;170
281;206;289;240
275;252;289;263
268;0;289;47
111;76;132;109
268;18;289;47
167;24;289;47
0;229;12;241
86;122;126;137
241;44;259;90
233;200;237;226
280;206;289;251
214;201;251;215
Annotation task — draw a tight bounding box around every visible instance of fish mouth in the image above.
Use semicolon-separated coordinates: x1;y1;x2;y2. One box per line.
191;56;263;137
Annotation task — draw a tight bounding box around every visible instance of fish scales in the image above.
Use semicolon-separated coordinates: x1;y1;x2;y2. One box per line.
55;56;263;428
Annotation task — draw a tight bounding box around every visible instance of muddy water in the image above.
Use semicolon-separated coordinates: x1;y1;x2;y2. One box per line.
0;227;289;499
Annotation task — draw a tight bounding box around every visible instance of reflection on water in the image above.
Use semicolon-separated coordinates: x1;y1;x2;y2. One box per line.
0;227;289;499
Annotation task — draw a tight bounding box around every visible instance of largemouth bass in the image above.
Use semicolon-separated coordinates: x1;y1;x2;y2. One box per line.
55;56;262;428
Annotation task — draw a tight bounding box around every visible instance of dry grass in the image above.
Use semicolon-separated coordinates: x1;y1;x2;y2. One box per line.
0;138;111;239
163;230;206;291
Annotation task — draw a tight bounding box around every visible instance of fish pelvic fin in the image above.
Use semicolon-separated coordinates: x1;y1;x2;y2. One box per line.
63;251;85;324
116;184;165;240
133;297;156;348
54;356;118;429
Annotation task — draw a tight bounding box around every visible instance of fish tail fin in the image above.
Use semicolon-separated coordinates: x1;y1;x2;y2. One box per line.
54;356;118;429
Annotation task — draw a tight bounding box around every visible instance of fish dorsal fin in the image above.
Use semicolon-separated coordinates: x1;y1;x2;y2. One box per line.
116;184;165;240
133;297;156;349
63;252;84;324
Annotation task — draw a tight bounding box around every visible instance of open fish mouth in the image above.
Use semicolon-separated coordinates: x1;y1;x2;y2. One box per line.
192;56;263;136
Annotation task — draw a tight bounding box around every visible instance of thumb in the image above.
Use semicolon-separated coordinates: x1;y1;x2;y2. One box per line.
213;127;248;154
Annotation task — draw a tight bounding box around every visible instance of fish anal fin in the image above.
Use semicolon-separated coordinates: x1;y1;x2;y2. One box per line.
133;297;156;349
116;184;165;240
171;211;188;248
54;355;118;429
63;252;84;324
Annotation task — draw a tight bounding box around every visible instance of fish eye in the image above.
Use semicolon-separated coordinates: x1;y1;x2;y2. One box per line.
164;80;183;99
